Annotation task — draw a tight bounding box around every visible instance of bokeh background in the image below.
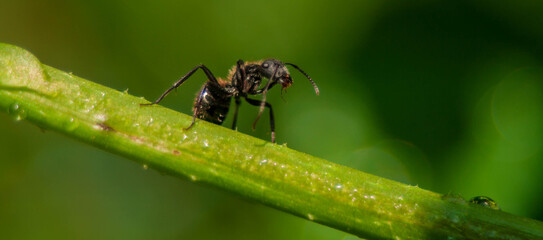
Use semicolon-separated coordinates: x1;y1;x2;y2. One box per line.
2;1;543;239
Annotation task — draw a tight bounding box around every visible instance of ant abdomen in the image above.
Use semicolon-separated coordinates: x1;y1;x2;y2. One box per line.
194;82;231;125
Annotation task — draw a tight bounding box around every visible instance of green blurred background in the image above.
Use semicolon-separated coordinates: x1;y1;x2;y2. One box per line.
2;0;543;239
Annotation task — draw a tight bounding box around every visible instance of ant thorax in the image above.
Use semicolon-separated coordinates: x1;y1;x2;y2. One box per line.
216;78;230;88
226;60;263;80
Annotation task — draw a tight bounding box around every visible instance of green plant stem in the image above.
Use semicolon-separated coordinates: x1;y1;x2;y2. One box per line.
1;43;542;240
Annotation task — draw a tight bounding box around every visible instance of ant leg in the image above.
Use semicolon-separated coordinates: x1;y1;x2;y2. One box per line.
141;64;219;106
184;84;207;130
231;97;241;130
234;59;247;89
185;113;198;131
253;66;279;128
245;97;275;143
254;81;279;94
228;60;245;130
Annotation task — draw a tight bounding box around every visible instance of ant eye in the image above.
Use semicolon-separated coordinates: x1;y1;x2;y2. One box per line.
262;63;269;68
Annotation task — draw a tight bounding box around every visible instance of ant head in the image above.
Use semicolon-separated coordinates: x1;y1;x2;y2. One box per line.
259;59;320;95
260;59;292;90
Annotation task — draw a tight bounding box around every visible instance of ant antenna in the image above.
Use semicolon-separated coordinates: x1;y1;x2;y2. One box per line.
253;65;279;130
285;63;319;95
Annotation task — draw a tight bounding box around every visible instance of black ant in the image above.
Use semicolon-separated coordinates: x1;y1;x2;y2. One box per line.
141;59;319;143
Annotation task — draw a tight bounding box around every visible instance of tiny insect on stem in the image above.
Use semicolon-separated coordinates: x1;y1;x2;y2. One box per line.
141;59;319;143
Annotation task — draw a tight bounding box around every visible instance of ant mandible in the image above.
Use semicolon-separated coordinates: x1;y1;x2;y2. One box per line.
141;59;319;143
